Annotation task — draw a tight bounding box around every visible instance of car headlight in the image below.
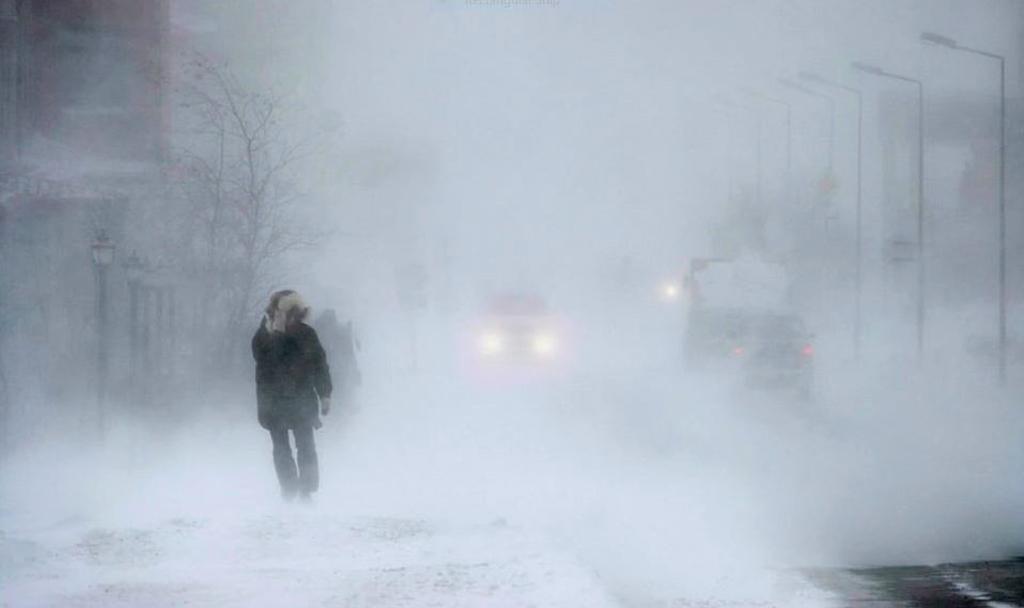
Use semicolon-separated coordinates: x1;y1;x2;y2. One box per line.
479;331;504;355
659;281;681;301
532;333;557;356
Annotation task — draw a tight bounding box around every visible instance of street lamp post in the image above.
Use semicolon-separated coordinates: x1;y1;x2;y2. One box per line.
853;61;926;362
746;91;794;204
779;77;836;174
91;231;116;437
124;251;144;400
800;71;865;358
756;107;763;208
921;31;1008;385
711;102;739;203
716;97;764;207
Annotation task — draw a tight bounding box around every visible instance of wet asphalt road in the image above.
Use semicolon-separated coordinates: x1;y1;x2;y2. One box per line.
808;558;1024;607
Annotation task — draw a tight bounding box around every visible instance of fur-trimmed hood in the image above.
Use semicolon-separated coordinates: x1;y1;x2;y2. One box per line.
264;291;310;333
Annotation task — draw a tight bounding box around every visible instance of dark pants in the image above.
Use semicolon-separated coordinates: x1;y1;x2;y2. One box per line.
269;424;318;498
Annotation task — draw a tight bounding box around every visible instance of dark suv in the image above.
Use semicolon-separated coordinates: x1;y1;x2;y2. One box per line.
686;309;814;398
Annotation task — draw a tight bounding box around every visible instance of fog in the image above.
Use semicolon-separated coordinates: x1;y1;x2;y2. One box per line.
2;1;1023;606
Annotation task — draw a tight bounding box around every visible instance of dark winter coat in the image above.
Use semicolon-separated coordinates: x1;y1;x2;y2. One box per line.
252;321;333;430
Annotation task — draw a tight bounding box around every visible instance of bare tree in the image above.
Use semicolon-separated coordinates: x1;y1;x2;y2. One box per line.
174;56;320;371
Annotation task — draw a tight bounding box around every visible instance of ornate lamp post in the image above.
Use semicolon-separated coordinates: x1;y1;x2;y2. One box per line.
91;231;115;437
123;251;144;399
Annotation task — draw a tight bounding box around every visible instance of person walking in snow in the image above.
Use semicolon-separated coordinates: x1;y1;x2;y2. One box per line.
252;290;333;501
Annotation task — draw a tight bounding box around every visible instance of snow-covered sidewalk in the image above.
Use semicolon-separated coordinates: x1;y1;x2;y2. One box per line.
0;372;855;607
2;509;624;607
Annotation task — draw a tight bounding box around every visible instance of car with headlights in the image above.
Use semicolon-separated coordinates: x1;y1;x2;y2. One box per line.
469;293;564;370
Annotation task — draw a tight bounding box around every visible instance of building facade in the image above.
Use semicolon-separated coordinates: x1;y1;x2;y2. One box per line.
0;0;172;443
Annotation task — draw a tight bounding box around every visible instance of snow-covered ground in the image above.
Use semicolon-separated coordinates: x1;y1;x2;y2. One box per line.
0;366;841;607
2;509;626;607
0;436;832;607
3;345;1022;607
1;508;838;607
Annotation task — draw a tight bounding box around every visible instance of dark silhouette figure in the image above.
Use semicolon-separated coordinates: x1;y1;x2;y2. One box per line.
252;290;332;500
314;308;361;408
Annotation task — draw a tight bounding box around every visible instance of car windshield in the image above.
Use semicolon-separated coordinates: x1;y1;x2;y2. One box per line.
689;310;749;341
752;316;805;342
690;310;805;343
487;294;548;316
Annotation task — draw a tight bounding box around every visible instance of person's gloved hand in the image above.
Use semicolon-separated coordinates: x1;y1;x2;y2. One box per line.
320;398;331;416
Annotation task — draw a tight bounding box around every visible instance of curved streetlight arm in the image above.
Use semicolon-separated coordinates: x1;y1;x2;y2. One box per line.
956;46;1004;61
799;71;862;98
920;31;957;48
851;61;885;76
780;78;830;101
888;72;921;86
780;77;836;170
742;88;790;109
851;61;922;86
713;94;760;115
921;32;1004;61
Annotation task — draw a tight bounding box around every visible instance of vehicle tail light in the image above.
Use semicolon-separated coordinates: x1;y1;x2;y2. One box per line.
732;346;746;356
801;344;814;357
